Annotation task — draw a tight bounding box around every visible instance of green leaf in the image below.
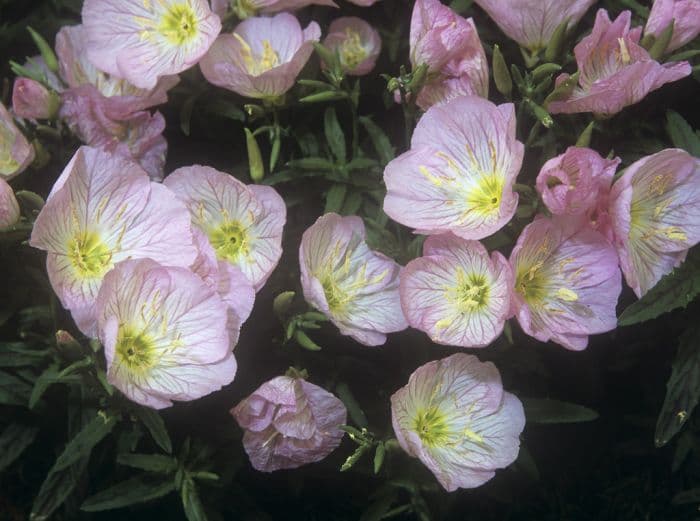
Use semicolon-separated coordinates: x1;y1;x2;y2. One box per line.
287;157;335;170
30;456;89;520
341;190;363;215
359;491;399;521
655;325;700;447
135;407;172;454
523;398;599;424
336;382;368;428
618;248;700;326
340;444;370;471
299;90;348;103
53;411;118;471
665;110;700;156
27;26;58;72
373;443;386;474
0;369;32;406
29;360;88;409
81;475;176;512
181;476;209;521
0;423;38;472
575;121;595;148
324;107;346;164
359;116;394;165
673;488;700;505
117;453;178;474
325;183;347;213
649;20;674;60
0;343;50;367
544;18;569;63
492;44;512;97
180;94;198;136
202;99;245;122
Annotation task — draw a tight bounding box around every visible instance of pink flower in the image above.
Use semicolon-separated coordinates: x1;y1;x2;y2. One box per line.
510;216;621;350
56;24;179;118
323;17;381;76
645;0;700;53
82;0;221;89
200;13;320;99
29;146;197;336
384;96;523;241
212;0;337;19
609;149;700;297
535;147;620;236
474;0;596;52
409;0;488;109
0;102;35;180
97;259;235;409
391;353;525;491
401;234;513;348
300;213;407;346
59;86;168;180
548;9;691;116
12;78;59;120
231;375;347;472
163;165;286;291
0;178;20;231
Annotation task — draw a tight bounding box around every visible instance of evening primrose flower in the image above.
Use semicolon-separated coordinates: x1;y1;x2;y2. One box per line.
323;17;381;76
82;0;221;90
0;102;35;180
29;146;197;336
645;0;700;53
473;0;596;52
609;149;700;297
231;375;347;472
0;178;20;231
391;353;525;491
401;234;513;348
199;13;320;99
510;216;621;350
548;9;691;116
97;258;235;409
163;165;286;291
299;213;407;346
384;96;524;241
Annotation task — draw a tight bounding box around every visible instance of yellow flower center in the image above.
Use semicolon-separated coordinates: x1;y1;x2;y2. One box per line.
413;406;450;447
339;29;367;70
467;173;504;217
234;34;281;75
321;276;348;314
449;270;490;312
115;327;155;372
67;231;113;278
158;3;199;45
208;221;249;263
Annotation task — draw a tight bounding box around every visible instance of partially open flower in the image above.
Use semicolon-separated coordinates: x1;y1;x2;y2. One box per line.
97;258;235;409
163;165;286;291
510;216;621;350
401;234;513;348
384;96;523;240
299;213;407;346
29;146;197;336
231;375;347;472
474;0;596;52
391;353;525;491
548;9;691;116
645;0;700;53
0;102;35;180
0;178;20;231
609;148;700;297
82;0;221;89
323;17;381;76
200;13;320;99
12;78;59;120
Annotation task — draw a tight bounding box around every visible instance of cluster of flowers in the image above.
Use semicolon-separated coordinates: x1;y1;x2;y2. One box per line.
0;0;697;493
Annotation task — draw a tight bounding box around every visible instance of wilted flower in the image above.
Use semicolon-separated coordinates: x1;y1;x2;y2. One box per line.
535;147;620;234
401;234;513;348
609;148;700;297
645;0;700;53
391;353;525;491
548;9;691;116
510;216;621;350
29;146;197;336
12;78;59;120
384;95;524;240
82;0;221;89
409;0;488;109
212;0;337;19
299;213;407;346
231;374;347;472
59;86;168;180
163;165;286;290
56;24;178;118
97;258;235;409
0;178;20;231
474;0;596;52
0;102;35;180
323;17;381;76
200;13;320;99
